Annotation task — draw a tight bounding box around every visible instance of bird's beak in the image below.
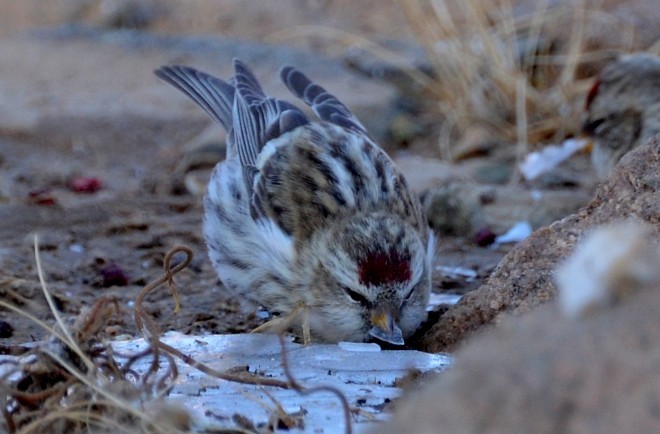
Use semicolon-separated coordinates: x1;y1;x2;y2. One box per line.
369;311;404;345
578;123;596;154
577;133;594;154
583;139;593;153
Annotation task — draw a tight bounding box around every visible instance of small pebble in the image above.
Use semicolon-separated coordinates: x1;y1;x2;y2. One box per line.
69;244;85;254
531;190;544;201
0;320;15;338
474;227;496;246
28;189;57;206
256;310;271;319
100;263;129;287
478;191;496;205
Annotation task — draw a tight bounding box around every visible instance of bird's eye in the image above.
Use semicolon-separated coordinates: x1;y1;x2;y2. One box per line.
583;118;605;135
343;287;369;306
404;286;415;301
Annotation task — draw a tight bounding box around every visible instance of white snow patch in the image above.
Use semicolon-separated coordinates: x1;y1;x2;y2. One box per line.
495;221;533;244
519;138;589;181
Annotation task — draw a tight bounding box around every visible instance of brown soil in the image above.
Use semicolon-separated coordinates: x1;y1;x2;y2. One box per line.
0;127;506;350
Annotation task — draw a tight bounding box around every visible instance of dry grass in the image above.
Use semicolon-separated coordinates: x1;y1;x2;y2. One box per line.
0;240;284;433
395;0;640;160
272;0;638;161
0;238;191;434
1;239;355;434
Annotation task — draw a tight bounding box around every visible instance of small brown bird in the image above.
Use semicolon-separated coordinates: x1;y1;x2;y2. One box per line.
155;60;434;345
583;53;660;179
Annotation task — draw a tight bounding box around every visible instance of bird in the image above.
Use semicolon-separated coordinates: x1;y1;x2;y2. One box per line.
155;59;434;345
583;53;660;179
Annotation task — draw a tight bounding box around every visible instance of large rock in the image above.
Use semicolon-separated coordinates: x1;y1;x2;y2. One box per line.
379;276;660;433
422;135;660;352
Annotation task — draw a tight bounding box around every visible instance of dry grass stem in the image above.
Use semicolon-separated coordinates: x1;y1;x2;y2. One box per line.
1;236;188;434
396;0;642;158
251;302;312;345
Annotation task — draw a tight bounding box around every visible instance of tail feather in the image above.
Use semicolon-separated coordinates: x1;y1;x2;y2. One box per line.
156;60;310;206
231;59;308;170
154;65;235;131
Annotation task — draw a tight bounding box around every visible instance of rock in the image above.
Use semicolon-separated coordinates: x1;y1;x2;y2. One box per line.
421;182;474;236
169;124;226;195
378;276;660;433
422;134;660;352
0;320;15;338
556;223;660;318
395;155;591;236
425;182;590;237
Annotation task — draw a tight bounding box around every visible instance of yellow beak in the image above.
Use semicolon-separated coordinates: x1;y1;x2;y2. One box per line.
369;311;404;345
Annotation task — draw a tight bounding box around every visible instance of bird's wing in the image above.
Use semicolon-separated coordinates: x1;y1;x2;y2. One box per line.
156;61;310;223
231;60;309;192
280;66;368;135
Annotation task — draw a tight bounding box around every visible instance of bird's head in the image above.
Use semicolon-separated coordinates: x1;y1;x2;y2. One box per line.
299;212;432;345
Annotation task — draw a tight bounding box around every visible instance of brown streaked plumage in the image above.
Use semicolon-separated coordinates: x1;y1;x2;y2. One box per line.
583;53;660;179
155;59;434;345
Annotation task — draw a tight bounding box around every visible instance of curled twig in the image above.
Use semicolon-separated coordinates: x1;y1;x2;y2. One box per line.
133;245;290;389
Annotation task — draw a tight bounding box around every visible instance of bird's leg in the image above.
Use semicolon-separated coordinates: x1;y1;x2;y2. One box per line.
251;303;311;345
301;304;311;345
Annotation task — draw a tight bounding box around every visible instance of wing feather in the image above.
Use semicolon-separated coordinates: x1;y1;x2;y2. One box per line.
156;60;310;221
280;66;367;134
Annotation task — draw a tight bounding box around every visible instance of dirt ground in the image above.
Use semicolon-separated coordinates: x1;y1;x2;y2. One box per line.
0;118;506;347
0;52;507;354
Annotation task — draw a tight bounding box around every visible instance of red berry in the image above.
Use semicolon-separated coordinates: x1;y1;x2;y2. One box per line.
69;176;103;193
28;189;57;206
474;227;496;247
100;263;129;287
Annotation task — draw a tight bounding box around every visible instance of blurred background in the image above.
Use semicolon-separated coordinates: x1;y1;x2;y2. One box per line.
1;0;658;157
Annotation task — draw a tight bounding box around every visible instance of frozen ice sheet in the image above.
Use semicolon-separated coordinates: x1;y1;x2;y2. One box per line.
112;332;452;433
428;292;463;309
